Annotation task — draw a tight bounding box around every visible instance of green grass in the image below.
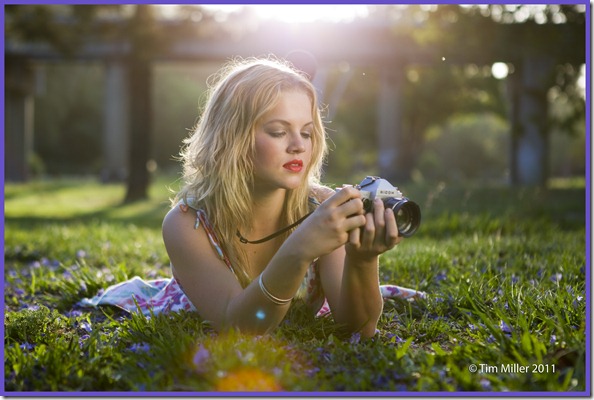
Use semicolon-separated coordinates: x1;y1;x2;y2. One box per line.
4;176;588;393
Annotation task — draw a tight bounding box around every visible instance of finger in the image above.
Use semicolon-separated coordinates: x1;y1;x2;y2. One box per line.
384;208;401;247
344;214;367;232
339;197;365;217
373;199;386;229
372;198;386;246
324;186;362;208
348;226;361;247
361;212;375;248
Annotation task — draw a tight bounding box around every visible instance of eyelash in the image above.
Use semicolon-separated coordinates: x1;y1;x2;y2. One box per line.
269;131;312;139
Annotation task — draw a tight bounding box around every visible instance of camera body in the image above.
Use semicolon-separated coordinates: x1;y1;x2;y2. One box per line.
354;176;421;237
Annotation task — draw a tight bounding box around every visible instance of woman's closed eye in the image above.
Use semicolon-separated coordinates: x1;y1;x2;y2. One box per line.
267;131;311;139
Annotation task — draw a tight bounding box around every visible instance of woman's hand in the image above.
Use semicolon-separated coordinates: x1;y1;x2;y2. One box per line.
346;197;402;262
289;186;367;260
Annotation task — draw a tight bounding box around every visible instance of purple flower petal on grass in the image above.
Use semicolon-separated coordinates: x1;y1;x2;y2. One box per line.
192;344;210;373
41;258;60;270
435;271;447;282
129;342;151;353
20;342;34;351
550;273;562;283
349;332;361;344
66;310;83;318
550;334;557;345
79;334;90;349
499;320;512;335
480;378;492;390
386;333;405;344
79;321;92;333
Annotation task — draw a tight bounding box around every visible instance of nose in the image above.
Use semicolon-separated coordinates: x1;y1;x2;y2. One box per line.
287;132;306;154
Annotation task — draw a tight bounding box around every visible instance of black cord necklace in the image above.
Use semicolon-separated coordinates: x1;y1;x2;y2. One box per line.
236;212;312;244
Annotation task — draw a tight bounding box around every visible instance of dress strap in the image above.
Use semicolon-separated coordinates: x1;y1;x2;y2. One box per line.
308;196;321;208
195;209;239;280
178;201;239;280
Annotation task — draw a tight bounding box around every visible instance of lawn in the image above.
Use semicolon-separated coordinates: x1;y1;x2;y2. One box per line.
3;176;588;393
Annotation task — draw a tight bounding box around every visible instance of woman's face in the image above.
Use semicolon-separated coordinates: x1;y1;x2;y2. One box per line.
253;89;314;193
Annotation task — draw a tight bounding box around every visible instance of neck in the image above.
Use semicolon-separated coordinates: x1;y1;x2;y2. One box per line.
248;189;287;237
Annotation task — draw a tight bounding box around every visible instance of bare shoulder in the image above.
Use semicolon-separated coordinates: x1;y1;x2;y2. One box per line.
162;204;211;257
310;184;336;203
162;204;196;241
161;204;243;327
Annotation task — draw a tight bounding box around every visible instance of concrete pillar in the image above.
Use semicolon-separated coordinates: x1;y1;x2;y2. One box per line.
101;60;129;182
5;58;34;182
377;65;403;182
511;54;554;186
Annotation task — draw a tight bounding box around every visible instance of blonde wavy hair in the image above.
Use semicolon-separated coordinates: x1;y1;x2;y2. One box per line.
175;56;328;287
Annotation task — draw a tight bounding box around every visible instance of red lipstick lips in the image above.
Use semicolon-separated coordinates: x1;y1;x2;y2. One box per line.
283;159;303;172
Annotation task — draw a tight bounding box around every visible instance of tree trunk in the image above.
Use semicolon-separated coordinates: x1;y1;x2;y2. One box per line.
509;54;554;187
124;5;153;203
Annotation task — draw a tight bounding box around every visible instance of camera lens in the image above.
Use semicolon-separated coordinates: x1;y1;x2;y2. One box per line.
384;198;421;237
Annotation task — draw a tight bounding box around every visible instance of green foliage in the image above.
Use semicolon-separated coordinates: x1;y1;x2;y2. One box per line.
4;177;587;393
9;5;585;183
419;112;509;182
33;63;104;175
152;63;213;172
30;61;215;176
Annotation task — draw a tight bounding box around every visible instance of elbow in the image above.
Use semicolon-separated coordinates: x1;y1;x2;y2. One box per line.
220;301;281;336
335;299;383;339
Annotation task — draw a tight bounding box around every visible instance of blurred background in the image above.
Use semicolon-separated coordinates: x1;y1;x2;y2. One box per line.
5;4;587;202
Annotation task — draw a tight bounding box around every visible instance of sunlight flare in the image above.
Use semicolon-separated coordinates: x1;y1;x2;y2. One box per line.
248;4;369;24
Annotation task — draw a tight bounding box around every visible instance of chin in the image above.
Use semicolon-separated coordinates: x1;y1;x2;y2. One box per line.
253;178;301;192
285;175;308;189
279;182;301;191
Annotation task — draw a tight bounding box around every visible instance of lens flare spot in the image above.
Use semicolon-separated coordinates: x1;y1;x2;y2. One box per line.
256;310;266;320
215;367;282;391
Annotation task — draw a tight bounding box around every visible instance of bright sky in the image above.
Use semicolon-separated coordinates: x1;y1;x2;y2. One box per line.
204;4;369;24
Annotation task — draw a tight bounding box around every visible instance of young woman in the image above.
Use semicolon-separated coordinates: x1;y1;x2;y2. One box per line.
80;57;423;338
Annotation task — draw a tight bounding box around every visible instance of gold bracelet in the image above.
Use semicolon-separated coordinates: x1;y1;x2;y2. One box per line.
258;274;293;305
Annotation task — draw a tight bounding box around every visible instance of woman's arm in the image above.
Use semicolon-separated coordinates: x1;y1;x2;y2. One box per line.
163;207;306;334
319;197;401;338
162;187;367;335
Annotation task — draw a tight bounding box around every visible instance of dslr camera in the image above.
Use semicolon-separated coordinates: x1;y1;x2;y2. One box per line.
353;176;421;238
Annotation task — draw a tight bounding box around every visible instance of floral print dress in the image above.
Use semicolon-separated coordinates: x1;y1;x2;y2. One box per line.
79;203;425;318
